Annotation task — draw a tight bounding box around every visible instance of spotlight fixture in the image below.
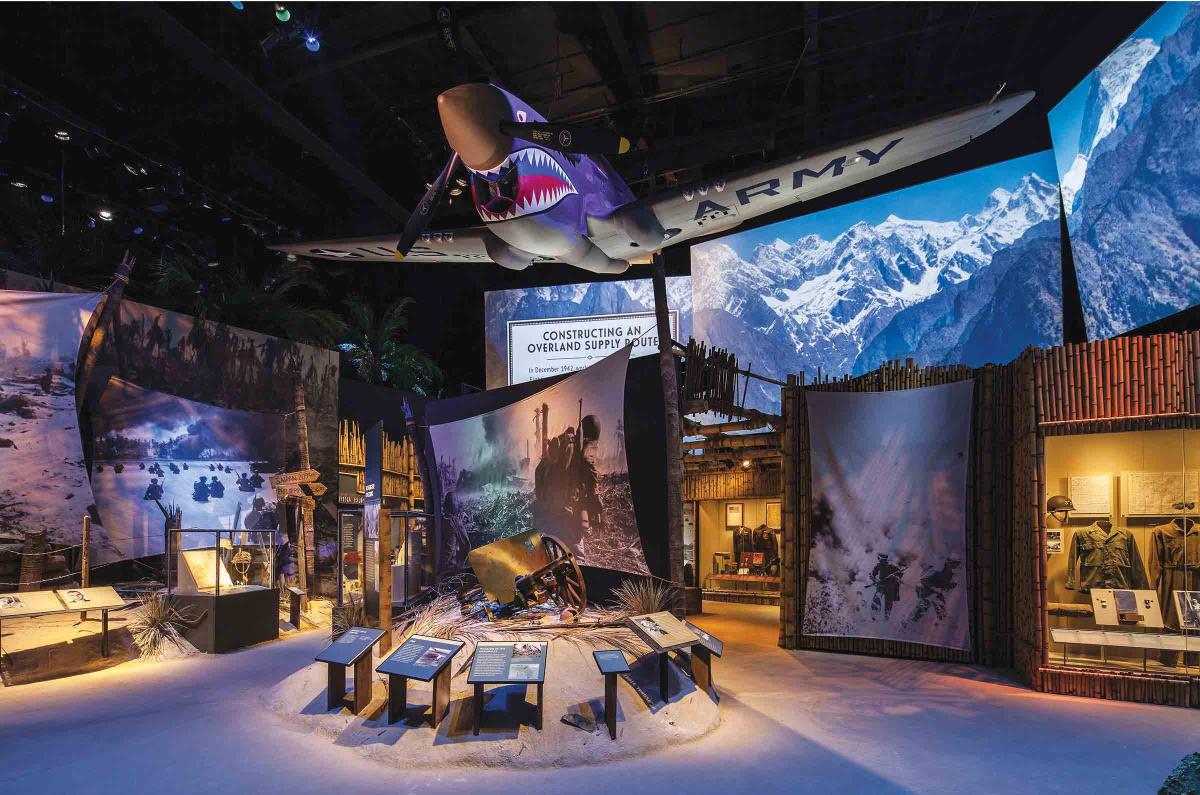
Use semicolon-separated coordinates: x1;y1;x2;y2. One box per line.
230;0;244;9
97;208;114;221
449;187;462;196
286;253;298;262
53;129;70;142
741;459;751;469
206;260;220;268
274;3;290;22
9;180;26;188
133;226;144;236
455;178;468;187
40;194;54;203
124;163;140;176
304;33;320;53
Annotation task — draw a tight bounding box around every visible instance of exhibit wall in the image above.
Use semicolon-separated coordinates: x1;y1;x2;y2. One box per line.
484;276;691;389
0;290;102;549
429;346;649;577
90;378;286;564
801;381;974;651
690;151;1063;413
1049;3;1200;339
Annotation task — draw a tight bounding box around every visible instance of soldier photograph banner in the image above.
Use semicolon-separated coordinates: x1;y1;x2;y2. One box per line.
428;345;648;576
0;290;102;548
802;380;974;651
90;378;286;563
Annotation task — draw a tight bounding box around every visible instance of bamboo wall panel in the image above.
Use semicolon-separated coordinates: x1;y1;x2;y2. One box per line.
779;375;801;648
338;419;425;503
683;467;781;501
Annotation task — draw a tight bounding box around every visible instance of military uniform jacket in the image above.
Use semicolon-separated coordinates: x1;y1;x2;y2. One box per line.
1065;523;1149;593
1148;521;1200;629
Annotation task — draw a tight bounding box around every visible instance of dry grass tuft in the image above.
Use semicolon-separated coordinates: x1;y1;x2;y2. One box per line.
332;593;369;641
129;592;194;659
609;576;678;616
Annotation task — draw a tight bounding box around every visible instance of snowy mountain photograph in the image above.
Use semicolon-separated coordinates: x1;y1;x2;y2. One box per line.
1049;2;1200;340
690;151;1064;413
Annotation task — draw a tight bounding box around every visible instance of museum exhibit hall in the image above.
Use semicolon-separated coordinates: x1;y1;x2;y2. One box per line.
4;2;1200;794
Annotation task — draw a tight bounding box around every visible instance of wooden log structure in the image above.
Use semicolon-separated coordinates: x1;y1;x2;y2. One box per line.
338;419;426;506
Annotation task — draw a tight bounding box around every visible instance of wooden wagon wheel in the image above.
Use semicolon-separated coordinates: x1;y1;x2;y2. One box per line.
541;534;587;615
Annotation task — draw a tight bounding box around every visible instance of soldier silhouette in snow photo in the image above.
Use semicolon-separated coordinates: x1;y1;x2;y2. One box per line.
209;475;225;499
869;553;905;619
908;556;961;624
142;478;163;501
192;475;210;503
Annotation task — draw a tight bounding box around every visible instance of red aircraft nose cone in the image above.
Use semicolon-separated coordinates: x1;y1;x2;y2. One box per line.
437;83;513;173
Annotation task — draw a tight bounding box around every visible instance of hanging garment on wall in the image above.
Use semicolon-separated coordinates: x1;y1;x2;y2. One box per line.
801;380;974;651
753;525;779;561
0;290;103;551
732;526;753;561
1064;523;1149;593
1149;520;1200;629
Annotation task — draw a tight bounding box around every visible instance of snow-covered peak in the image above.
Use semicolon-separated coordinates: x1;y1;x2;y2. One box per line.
1078;37;1159;158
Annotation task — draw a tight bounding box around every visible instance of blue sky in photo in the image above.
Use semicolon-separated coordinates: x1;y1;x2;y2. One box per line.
1048;3;1189;180
704;150;1059;262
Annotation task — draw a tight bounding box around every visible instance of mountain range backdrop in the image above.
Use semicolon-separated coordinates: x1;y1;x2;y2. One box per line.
690;151;1064;413
1049;2;1200;340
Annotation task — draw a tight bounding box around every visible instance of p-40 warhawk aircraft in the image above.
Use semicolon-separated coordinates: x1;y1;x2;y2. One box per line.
273;83;1034;275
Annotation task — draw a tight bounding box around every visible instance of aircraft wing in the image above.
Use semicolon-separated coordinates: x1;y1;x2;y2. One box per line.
269;227;497;263
592;91;1036;262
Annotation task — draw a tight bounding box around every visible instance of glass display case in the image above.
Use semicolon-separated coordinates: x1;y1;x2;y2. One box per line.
350;510;435;613
166;528;279;653
1044;429;1199;675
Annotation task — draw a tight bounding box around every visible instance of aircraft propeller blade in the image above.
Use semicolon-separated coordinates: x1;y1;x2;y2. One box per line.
395;151;461;261
498;120;632;156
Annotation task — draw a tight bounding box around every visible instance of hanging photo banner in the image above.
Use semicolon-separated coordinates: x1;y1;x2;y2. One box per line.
90;378;286;563
429;346;648;576
0;289;102;548
802;380;974;651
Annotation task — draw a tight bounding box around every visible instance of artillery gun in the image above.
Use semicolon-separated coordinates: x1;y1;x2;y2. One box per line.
460;530;586;620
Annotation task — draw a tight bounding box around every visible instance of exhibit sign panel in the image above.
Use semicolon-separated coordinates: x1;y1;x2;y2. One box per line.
690;151;1062;413
0;290;102;549
483;276;691;388
430;346;649;575
802;381;974;650
1049;3;1200;339
91;378;286;563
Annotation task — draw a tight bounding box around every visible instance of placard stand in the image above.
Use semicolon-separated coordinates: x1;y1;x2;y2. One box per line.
683;620;724;697
467;641;548;736
315;626;385;714
593;649;630;740
376;634;464;727
624;612;702;704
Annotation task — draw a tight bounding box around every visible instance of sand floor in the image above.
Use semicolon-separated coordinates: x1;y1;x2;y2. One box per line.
0;601;1195;794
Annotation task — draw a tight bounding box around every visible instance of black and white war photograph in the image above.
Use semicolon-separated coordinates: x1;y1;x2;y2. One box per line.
90;378;286;563
802;381;974;650
431;346;648;575
0;290;102;546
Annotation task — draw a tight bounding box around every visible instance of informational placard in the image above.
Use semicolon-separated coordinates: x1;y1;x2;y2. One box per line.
1121;471;1200;516
0;589;66;618
178;548;234;593
1068;474;1112;516
725;503;743;529
316;626;385;666
1090;588;1164;628
377;634;463;681
1045;530;1064;555
593;649;631;675
506;310;677;385
54;586;125;611
626;611;701;652
683;620;724;657
468;641;548;683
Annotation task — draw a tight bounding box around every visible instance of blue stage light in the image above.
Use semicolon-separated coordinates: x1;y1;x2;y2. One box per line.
230;1;244;9
305;34;320;53
134;226;144;235
40;194;53;203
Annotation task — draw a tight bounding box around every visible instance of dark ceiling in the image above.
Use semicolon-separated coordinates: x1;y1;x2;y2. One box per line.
0;1;1159;389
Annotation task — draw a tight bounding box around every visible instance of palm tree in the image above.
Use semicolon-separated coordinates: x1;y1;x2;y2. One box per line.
339;297;441;395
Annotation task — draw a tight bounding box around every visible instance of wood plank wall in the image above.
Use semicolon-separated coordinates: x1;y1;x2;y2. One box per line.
682;467;782;501
780;358;1013;667
1013;334;1200;707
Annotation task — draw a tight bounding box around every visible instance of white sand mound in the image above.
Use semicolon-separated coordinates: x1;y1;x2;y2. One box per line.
262;635;721;769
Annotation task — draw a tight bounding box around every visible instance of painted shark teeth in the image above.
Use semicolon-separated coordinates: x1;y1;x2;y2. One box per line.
473;147;577;223
468;154;513;179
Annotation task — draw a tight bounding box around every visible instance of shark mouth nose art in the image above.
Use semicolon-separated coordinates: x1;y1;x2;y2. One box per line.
470;147;576;222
